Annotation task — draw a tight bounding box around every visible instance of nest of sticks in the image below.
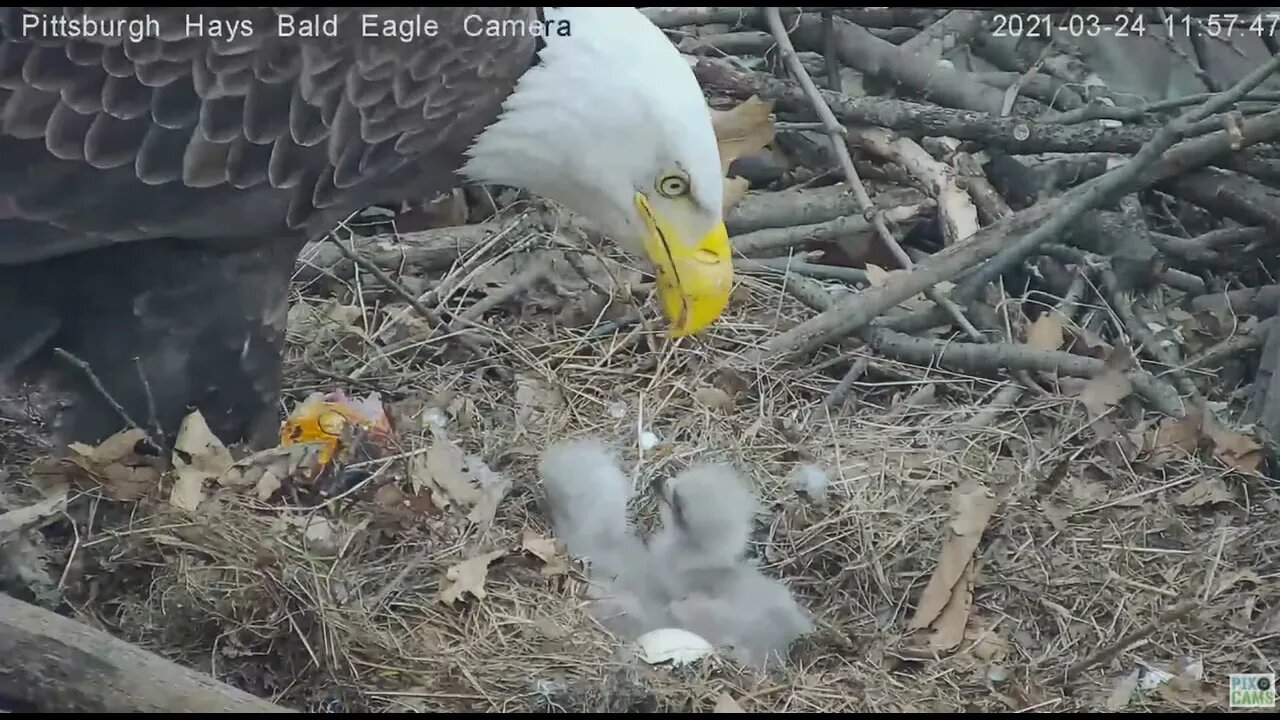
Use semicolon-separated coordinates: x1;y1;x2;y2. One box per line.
3;6;1280;714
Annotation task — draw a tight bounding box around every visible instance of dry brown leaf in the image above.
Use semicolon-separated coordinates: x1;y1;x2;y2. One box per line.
521;530;569;577
375;483;406;509
710;96;775;175
465;456;512;530
302;516;340;556
514;373;564;432
695;386;734;412
929;557;976;650
1077;367;1133;420
969;626;1010;662
68;427;147;466
1068;325;1113;359
865;263;890;288
1212;568;1262;598
374;484;439;526
713;693;747;713
1025;311;1065;351
909;482;998;632
713;367;751;399
1202;415;1264;473
168;411;234;512
723;176;750;212
254;468;283;502
63;428;165;501
1040;500;1070;532
75;459;162;501
554;289;613;328
439;549;507;605
1175;477;1234;507
1148;407;1204;465
416;437;480;509
411;429;510;529
1107;669;1141;710
169;468;207;512
173;410;234;478
221;444;320;493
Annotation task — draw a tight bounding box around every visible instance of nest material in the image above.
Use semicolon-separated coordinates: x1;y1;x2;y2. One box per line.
4;6;1280;713
2;230;1275;712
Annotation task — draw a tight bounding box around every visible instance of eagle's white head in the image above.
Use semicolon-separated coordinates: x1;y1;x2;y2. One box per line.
460;7;732;337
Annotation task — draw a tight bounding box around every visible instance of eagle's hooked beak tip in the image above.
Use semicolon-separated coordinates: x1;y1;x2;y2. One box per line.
635;194;733;338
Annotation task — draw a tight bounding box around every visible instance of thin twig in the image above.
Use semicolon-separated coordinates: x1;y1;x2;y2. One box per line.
821;10;840;91
53;348;161;453
1182;329;1267;372
823;356;870;410
739;256;868;284
1099;269;1200;402
323;235;505;376
1045;90;1280;125
133;356;164;445
1064;599;1201;682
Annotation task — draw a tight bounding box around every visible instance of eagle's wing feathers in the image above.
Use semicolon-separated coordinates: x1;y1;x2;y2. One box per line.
0;7;537;263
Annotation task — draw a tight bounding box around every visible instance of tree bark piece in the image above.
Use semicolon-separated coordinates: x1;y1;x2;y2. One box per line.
0;594;296;713
726;184;925;236
1192;284;1280;319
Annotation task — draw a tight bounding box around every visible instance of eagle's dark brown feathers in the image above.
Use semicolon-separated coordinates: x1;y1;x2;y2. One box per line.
0;7;543;451
0;7;538;263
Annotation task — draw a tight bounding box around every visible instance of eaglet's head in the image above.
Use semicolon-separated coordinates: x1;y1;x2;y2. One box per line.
460;7;731;337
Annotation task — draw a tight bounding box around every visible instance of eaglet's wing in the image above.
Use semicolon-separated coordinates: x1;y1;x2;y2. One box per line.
0;7;536;263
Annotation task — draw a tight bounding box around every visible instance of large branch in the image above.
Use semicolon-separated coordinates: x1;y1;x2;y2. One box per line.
750;94;1280;365
691;56;1232;155
0;594;296;713
768;9;1010;115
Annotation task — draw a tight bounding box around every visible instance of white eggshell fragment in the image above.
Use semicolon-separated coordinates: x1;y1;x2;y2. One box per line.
635;627;714;667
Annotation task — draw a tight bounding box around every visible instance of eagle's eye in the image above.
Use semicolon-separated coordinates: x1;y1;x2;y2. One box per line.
656;173;689;198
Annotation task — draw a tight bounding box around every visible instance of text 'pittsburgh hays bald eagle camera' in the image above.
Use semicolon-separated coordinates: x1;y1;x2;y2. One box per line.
0;7;735;451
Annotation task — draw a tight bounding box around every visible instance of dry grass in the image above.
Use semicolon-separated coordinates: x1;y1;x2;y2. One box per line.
3;212;1279;713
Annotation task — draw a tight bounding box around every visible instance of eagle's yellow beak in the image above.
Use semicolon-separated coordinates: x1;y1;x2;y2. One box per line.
635;193;733;337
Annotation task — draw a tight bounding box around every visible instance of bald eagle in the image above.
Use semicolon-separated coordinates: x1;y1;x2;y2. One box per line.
0;7;733;450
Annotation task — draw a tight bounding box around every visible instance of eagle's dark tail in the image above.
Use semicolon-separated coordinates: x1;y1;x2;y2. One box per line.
0;236;306;452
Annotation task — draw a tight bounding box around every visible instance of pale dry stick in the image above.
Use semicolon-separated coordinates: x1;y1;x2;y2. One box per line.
52;348;161;454
457;254;551;321
822;355;870;410
774;121;834;133
322;236;512;383
763;6;984;344
739;256;868;284
1044;90;1280;125
1099;268;1201;402
366;213;532;345
1063;598;1200;682
998;39;1054;117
